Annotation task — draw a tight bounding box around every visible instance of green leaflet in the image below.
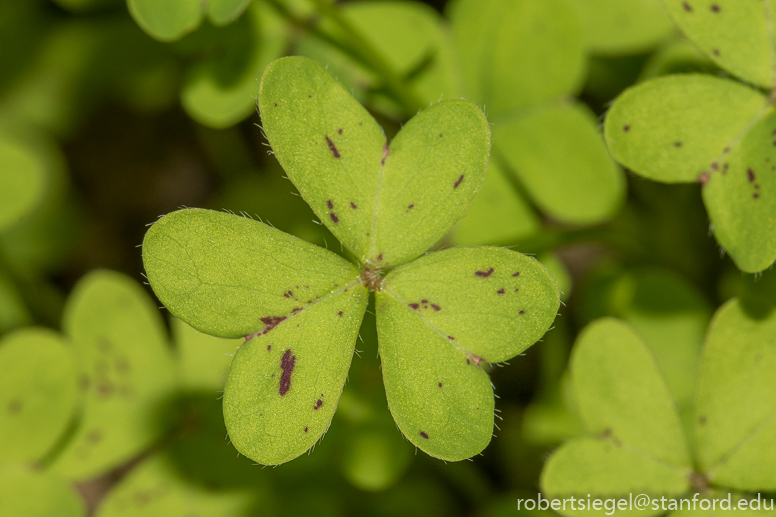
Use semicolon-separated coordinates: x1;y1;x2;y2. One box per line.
495;102;625;224
223;285;368;465
259;57;490;268
0;329;79;466
578;267;712;424
333;1;439;77
0;137;46;233
662;0;775;88
604;74;776;271
541;319;692;514
450;0;624;226
694;298;776;491
95;455;258;517
576;0;673;55
173;318;240;392
447;0;501;101
207;0;252;27
605;75;768;183
181;2;287;128
452;159;540;246
127;0;203;42
377;247;560;459
542;438;689;516
571;319;691;468
477;0;586;116
639;40;719;80
143;208;362;338
704;111;776;273
0;467;84;517
51;271;177;480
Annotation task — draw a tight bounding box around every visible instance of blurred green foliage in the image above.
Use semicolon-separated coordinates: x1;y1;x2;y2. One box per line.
1;0;775;516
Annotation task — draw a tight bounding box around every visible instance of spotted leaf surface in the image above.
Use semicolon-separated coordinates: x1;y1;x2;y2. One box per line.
704;111;776;273
0;467;84;517
51;271;177;480
577;0;673;55
495;101;625;225
605;74;775;271
181;3;286;128
143;208;361;338
541;319;692;513
662;0;775;88
694;298;776;491
376;247;560;460
95;455;257;517
258;57;491;268
127;0;202;41
0;137;46;233
605;75;768;183
0;329;79;466
223;284;368;465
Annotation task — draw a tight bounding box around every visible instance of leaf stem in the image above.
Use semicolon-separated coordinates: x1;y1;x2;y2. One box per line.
270;0;426;114
311;0;426;113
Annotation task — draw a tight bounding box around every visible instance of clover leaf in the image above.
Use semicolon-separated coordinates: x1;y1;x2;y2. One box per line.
604;2;776;272
51;270;177;481
128;0;252;42
450;0;626;225
142;56;561;464
541;297;776;515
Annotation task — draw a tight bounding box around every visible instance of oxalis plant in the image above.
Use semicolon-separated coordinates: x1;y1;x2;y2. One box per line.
540;297;776;514
605;0;776;273
142;56;561;465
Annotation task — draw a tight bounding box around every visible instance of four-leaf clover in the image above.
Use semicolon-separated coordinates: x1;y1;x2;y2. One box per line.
142;56;561;465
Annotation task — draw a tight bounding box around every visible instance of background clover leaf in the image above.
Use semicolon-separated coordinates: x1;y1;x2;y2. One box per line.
51;270;177;481
0;136;47;234
662;0;775;89
95;455;258;517
0;328;79;466
127;0;204;42
258;56;491;268
450;0;626;226
376;247;560;460
180;2;287;129
605;74;775;272
0;467;85;517
542;298;776;515
577;0;674;56
694;297;776;491
604;9;776;272
541;318;692;514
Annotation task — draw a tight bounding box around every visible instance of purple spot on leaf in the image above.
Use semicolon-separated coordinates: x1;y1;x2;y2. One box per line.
475;268;494;277
279;349;296;396
326;136;340;158
420;431;429;439
454;175;464;189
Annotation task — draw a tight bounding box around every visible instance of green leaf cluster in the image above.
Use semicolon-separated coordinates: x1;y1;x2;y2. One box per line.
541;297;776;514
605;1;776;272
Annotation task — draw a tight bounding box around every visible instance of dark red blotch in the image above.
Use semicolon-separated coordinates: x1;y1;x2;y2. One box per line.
279;349;296;396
